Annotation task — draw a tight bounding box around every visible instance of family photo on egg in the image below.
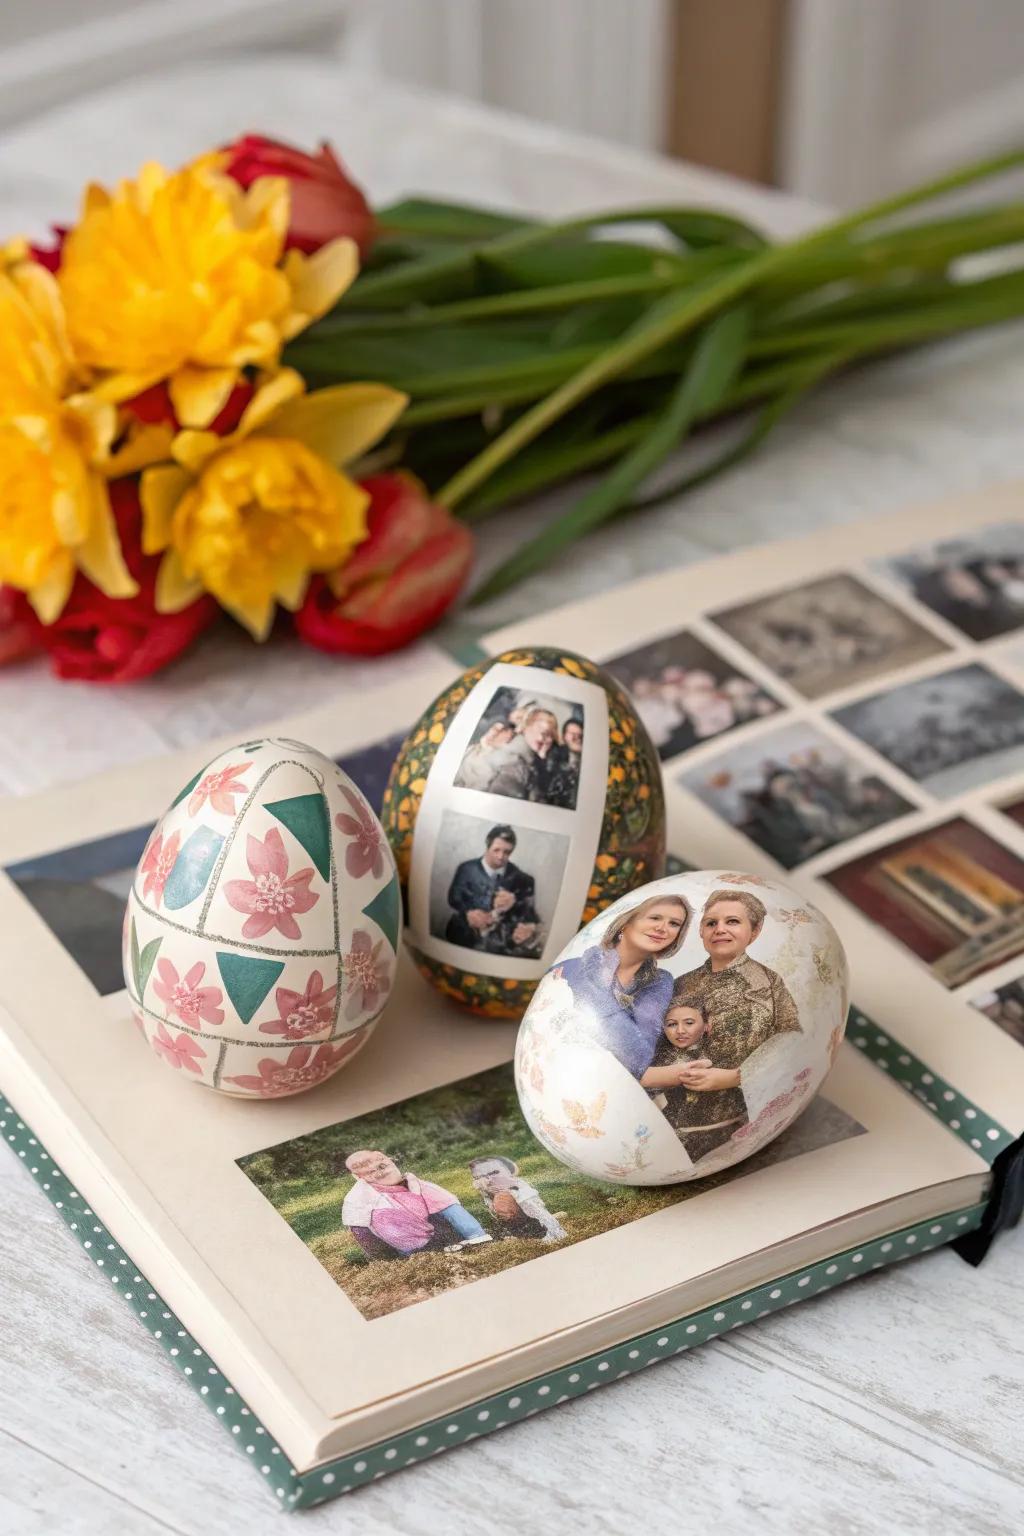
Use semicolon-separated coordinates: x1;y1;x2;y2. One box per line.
453;684;585;810
517;871;848;1181
554;886;803;1159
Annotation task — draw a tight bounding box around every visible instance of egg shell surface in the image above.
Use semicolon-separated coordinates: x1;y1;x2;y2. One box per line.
515;869;849;1183
381;646;666;1018
124;737;400;1097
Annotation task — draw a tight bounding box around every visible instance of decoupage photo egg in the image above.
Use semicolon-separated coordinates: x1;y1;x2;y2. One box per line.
124;738;400;1097
380;647;666;1018
515;869;849;1183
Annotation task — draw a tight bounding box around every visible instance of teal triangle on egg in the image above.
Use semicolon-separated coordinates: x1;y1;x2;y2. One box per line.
169;768;204;809
265;793;331;882
362;873;402;954
162;826;225;910
216;953;285;1024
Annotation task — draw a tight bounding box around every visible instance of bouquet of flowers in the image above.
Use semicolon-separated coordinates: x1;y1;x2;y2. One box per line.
4;133;1024;682
0;136;472;679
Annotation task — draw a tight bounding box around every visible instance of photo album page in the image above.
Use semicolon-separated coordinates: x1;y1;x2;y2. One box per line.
0;486;1019;1465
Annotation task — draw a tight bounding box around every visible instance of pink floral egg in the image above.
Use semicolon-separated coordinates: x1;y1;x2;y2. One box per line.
124;738;400;1098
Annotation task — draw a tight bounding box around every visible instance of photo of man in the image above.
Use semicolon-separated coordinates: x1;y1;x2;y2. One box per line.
444;823;543;957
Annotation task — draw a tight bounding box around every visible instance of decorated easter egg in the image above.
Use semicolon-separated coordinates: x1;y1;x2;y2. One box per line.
380;646;666;1018
124;738;400;1097
515;870;849;1183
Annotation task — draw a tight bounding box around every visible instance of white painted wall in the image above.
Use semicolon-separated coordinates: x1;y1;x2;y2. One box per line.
339;0;671;153
779;0;1024;206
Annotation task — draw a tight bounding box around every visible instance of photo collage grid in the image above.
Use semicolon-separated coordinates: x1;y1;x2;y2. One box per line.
602;521;1024;1033
411;666;605;977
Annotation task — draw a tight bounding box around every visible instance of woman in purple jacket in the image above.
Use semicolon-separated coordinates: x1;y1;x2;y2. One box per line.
557;892;691;1079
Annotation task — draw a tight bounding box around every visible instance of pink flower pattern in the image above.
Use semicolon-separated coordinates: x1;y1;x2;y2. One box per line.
151;1021;207;1074
258;970;338;1039
189;761;251;818
223;1034;368;1097
343;928;391;1019
334;785;385;880
731;1069;814;1142
140;830;181;906
153;958;225;1027
223;827;319;940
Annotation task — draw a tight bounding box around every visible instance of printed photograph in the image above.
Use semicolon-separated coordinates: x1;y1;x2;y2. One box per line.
428;811;569;959
237;1062;865;1321
875;522;1024;642
711;573;948;699
680;722;913;869
604;629;779;760
832;665;1024;797
453;685;585;809
521;874;850;1180
998;794;1024;832
2;732;406;996
971;975;1024;1047
825;817;1024;988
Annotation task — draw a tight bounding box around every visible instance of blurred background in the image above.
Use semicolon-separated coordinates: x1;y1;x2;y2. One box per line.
3;0;1023;208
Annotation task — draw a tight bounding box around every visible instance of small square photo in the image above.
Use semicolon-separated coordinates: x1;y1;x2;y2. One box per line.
604;629;779;760
428;810;570;959
971;975;1024;1047
453;684;585;809
875;522;1024;642
711;573;948;699
825;818;1024;988
680;721;912;869
832;665;1024;797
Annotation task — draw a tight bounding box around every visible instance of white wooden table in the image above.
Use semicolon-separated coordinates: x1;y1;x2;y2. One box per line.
1;57;1022;1536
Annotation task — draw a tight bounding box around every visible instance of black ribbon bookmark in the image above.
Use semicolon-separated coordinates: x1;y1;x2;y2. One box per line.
952;1132;1024;1266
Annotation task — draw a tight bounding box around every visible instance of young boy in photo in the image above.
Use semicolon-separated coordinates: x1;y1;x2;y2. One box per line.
468;1155;567;1243
640;997;744;1159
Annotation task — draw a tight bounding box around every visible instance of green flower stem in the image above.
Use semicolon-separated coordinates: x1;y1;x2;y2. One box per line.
437;149;1024;510
302;255;742;335
469;307;751;603
457;418;653;520
749;266;1024;358
346;204;766;310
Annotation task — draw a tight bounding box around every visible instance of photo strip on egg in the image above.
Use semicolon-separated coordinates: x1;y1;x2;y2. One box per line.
380;648;667;1016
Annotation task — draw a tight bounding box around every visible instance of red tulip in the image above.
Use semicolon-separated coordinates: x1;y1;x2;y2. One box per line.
295;474;473;657
28;226;67;271
0;587;39;666
122;378;254;434
221;133;375;257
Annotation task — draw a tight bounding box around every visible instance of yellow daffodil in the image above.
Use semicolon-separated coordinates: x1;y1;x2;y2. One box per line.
58;157;357;430
0;253;137;621
140;370;407;640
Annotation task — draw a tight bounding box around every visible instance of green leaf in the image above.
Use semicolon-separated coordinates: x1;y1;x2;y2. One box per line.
137;938;162;1003
478;238;692;288
130;918;141;996
469;306;750;602
656;210;767;249
628;355;838;513
375;198;534;241
287;321;568;391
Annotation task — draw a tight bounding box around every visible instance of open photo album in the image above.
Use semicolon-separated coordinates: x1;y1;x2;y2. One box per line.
1;484;1022;1507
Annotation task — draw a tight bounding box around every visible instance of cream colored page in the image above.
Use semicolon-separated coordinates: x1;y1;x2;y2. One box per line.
484;483;1024;1139
0;888;981;1440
